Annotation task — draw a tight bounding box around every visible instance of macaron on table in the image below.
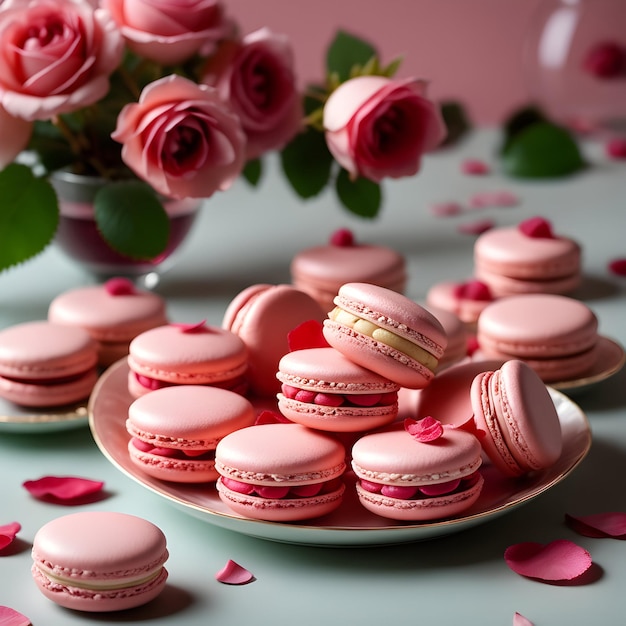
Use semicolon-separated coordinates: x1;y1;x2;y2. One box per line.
1;128;624;626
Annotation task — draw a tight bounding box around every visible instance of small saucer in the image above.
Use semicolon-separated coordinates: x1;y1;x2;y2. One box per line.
0;396;89;434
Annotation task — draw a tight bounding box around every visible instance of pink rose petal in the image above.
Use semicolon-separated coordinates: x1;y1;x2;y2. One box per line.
430;201;463;217
404;416;444;442
330;228;354;246
457;219;495;235
519;216;555;239
23;476;104;502
606;138;626;159
171;320;209;334
287;320;329;351
461;158;490;175
608;258;626;276
0;606;31;626
513;612;534;626
504;539;592;581
104;277;136;295
468;190;519;209
0;523;21;552
565;512;626;538
215;559;255;585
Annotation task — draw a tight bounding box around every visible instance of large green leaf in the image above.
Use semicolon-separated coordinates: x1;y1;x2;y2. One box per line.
242;158;262;186
93;181;170;260
326;31;378;82
0;164;59;272
336;169;381;218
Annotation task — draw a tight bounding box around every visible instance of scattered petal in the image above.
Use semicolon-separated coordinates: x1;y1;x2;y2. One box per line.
468;190;519;209
254;410;290;425
461;158;490;175
0;606;31;626
608;258;626;276
606;138;626;159
330;228;354;246
457;219;494;235
565;512;626;538
23;476;104;502
513;612;534;626
430;201;463;217
104;277;136;295
0;523;21;552
504;540;592;581
582;41;625;78
171;320;209;334
287;320;329;351
215;559;255;585
519;216;555;239
404;416;444;442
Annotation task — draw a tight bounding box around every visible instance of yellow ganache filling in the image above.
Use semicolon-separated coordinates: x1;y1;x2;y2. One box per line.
329;307;439;371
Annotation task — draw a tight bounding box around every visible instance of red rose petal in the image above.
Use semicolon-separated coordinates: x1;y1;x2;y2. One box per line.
0;606;31;626
23;476;104;501
504;540;592;581
582;41;625;78
457;219;494;235
0;523;21;552
104;277;136;296
606;138;626;159
565;512;626;538
330;228;354;246
404;416;444;442
430;201;463;217
461;158;490;175
513;612;534;626
215;559;255;585
518;216;555;239
608;258;626;276
254;410;291;425
171;320;209;333
287;319;329;351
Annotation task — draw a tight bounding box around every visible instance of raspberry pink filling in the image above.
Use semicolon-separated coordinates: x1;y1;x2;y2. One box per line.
281;384;397;408
131;438;215;461
3;371;91;386
359;471;481;500
221;476;342;499
133;372;247;394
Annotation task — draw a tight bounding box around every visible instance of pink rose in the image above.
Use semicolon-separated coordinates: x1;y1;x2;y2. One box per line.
323;76;446;182
203;28;303;160
103;0;233;65
0;105;32;167
112;74;246;199
0;0;123;121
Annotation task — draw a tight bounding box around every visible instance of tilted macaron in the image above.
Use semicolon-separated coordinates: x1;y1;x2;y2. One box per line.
215;423;346;521
476;294;599;382
276;347;400;432
222;283;326;398
31;511;168;612
48;277;168;367
127;321;248;398
323;283;447;389
351;418;484;521
470;360;563;477
127;385;256;483
473;216;581;297
0;321;98;407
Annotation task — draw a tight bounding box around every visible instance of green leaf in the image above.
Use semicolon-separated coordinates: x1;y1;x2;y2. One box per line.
93;181;170;260
242;158;262;186
0;164;59;272
501;122;586;178
335;169;381;218
326;30;378;82
500;105;548;155
440;100;472;147
280;129;333;198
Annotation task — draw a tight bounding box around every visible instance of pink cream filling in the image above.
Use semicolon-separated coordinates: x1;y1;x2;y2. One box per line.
221;476;342;499
359;471;481;500
131;438;215;461
281;384;397;408
134;372;247;394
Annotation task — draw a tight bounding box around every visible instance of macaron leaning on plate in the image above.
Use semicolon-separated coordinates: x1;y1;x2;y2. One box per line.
126;385;256;483
351;418;484;521
276;346;400;432
323;282;447;389
31;511;168;612
0;321;98;407
215;423;346;521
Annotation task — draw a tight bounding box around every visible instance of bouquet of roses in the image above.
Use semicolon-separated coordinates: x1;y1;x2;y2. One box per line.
0;0;446;273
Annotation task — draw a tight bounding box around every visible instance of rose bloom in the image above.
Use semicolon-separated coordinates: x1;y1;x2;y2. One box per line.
0;104;32;167
103;0;233;66
0;0;123;121
112;74;246;199
323;76;446;183
203;27;303;160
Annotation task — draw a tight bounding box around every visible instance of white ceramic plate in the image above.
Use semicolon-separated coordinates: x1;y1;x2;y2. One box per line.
89;360;592;547
0;396;89;433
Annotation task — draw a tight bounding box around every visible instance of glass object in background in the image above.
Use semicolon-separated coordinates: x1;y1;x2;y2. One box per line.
523;0;626;133
51;171;201;288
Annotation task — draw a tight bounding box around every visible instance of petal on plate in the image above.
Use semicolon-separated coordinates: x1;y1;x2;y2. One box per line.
0;605;31;626
287;320;329;351
0;523;21;552
22;476;104;501
404;416;444;442
565;512;626;538
513;612;534;626
215;559;255;585
461;158;490;175
504;540;592;581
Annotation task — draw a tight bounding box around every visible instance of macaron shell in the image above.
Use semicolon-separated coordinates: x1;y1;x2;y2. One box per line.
426;280;493;326
474;266;581;297
424;305;468;370
222;284;326;397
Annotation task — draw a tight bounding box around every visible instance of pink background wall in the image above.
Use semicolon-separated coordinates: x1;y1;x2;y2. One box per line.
227;0;546;125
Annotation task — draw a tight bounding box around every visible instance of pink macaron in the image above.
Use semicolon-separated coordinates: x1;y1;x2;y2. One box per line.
126;385;256;483
470;360;563;477
476;294;599;382
31;511;168;612
473;216;581;297
351;418;484;521
127;321;248;398
0;321;98;407
48;277;168;367
323;282;447;389
222;283;326;398
276;347;400;432
424;305;469;371
290;228;407;313
215;423;346;521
